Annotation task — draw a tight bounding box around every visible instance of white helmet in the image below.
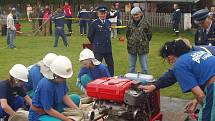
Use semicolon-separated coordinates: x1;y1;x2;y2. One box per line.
79;48;101;65
50;56;73;78
43;53;58;67
9;64;29;82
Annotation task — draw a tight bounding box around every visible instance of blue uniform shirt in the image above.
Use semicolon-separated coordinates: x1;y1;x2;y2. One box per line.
0;80;26;104
173;51;215;93
52;12;65;28
29;78;68;120
155;46;215;89
25;65;43;92
87;19;112;53
78;64;110;80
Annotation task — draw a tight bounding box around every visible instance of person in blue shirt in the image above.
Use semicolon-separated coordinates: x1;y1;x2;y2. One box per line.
87;5;114;77
24;53;58;97
0;64;31;120
76;48;111;93
52;8;68;47
141;38;215;91
28;56;80;121
78;5;89;36
140;38;215;121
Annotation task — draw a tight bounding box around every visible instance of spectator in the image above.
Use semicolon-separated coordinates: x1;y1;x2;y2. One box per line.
0;11;7;36
109;5;118;38
78;5;88;36
210;6;215;20
63;1;73;34
172;4;182;37
31;3;41;35
192;9;215;45
88;5;114;76
52;8;69;47
26;4;33;22
42;5;51;36
115;2;122;33
7;8;16;49
126;7;152;74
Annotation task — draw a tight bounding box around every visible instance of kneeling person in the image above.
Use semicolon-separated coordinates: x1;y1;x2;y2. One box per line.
0;64;31;120
29;56;80;121
76;48;111;93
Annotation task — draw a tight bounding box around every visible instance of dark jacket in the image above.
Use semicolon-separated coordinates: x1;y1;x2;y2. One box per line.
87;19;112;53
195;21;215;46
172;9;181;24
126;16;152;54
52;12;65;28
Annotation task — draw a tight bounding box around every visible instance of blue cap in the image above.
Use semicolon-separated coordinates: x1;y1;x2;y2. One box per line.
97;5;107;12
192;9;209;24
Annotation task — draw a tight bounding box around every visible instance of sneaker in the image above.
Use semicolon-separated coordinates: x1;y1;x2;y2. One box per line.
81;34;83;36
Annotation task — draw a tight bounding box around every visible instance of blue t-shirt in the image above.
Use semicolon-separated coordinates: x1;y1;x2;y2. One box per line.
24;65;43;92
173;51;215;93
78;64;111;80
28;78;68;120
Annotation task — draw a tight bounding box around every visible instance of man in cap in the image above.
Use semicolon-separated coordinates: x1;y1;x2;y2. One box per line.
193;9;215;45
88;5;114;76
126;7;152;74
171;4;181;37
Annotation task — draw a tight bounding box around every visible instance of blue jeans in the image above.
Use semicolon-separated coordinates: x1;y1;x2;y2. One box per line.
7;29;16;49
128;53;148;74
80;20;87;34
54;28;68;47
0;96;24;118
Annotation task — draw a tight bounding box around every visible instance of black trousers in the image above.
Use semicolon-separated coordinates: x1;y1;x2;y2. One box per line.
94;52;114;77
1;25;7;36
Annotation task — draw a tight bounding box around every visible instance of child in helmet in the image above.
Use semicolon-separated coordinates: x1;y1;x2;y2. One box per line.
24;53;58;97
76;48;111;93
29;56;80;121
0;64;31;120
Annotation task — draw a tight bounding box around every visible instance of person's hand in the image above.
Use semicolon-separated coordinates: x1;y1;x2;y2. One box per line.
138;85;156;93
184;99;198;114
64;118;74;121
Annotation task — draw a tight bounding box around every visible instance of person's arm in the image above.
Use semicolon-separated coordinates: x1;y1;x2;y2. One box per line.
191;86;205;104
154;69;177;89
63;94;78;109
0;99;15;116
45;108;72;121
24;95;32;106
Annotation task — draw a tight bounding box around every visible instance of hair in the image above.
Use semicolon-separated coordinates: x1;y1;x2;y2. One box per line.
8;75;16;87
159;38;192;58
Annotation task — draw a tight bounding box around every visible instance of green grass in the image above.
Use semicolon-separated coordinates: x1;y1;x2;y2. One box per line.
0;21;195;99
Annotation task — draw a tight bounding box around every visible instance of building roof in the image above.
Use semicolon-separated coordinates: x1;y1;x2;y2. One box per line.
104;0;200;3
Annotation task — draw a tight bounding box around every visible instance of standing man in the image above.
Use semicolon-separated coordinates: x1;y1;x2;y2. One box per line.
172;4;181;37
7;8;16;49
126;7;152;74
63;1;73;34
52;8;69;47
193;9;215;45
88;5;114;76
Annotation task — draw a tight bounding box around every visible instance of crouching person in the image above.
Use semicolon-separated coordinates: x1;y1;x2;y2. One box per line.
0;64;31;120
29;56;80;121
76;48;111;93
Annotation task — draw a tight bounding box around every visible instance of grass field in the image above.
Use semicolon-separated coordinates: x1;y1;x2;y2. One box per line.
0;21;195;99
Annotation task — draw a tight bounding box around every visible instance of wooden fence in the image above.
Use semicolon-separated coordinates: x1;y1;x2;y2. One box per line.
121;12;184;30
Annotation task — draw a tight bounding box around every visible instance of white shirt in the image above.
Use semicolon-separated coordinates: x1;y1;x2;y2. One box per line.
7;13;16;30
109;11;117;23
